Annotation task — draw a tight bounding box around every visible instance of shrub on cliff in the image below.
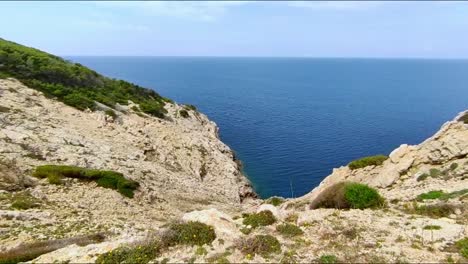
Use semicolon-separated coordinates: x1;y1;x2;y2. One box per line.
0;38;169;118
33;165;139;198
243;210;276;228
238;235;281;258
166;221;216;246
179;109;189;118
276;223;303;238
96;241;160;264
348;155;388;170
310;182;385;209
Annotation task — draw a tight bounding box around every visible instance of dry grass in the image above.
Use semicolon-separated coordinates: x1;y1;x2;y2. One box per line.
0;233;105;264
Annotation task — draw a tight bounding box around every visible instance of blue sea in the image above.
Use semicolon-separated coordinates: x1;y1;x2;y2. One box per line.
68;57;468;198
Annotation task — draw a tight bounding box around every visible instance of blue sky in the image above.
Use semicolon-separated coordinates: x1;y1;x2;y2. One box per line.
1;1;468;58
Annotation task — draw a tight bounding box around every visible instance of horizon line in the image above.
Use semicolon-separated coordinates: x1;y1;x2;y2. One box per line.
62;55;468;60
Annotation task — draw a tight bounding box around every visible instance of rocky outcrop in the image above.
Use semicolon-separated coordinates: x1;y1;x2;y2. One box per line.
0;78;256;250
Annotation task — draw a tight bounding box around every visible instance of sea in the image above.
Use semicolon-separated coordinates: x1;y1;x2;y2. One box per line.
67;57;468;198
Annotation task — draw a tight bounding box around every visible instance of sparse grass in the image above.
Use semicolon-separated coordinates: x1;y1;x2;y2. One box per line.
276;223;303;238
238;235;281;258
348;155;388;170
195;246;208;256
405;202;456;218
280;250;298;264
311;182;384;209
206;251;231;264
456;237;468;258
0;233;105;264
10;192;40;210
423;225;442;230
319;254;338;264
33;165;139;198
243;210;276;228
417;173;429;182
266;196;285;206
285;214;299;223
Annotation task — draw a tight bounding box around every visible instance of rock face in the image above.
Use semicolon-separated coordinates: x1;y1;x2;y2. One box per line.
0;78;255;249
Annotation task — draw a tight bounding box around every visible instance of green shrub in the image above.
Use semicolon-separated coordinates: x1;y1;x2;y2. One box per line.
409;203;456;218
456;238;468;258
238;235;281;257
0;105;10;113
179;109;189;118
243;210;276;228
168;221;216;246
0;38;170;118
450;163;459;171
105;109;117;119
10;192;40;210
276;223;303;238
423;225;441;230
311;182;384;209
184;104;197;111
96;241;160;264
266;196;284;206
458;113;468;124
429;168;441;178
417;191;444;201
348;155;388;170
319;254;338;264
416;173;429;182
33;165;139;198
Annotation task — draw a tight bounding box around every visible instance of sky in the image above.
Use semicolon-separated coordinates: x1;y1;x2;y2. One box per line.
1;1;468;58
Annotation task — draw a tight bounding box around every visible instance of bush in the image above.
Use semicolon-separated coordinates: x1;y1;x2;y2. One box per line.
0;38;169;118
266;196;284;206
429;168;441;178
423;225;441;230
243;210;276;228
417;191;444;201
348;155;388;170
33;165;139;198
179;109;189;118
238;235;281;258
96;241;160;264
311;182;384;209
276;223;303;238
417;173;429;182
0;105;10;113
167;221;216;246
409;202;456;218
450;163;459;171
458;113;468;124
456;238;468;258
105;109;117;119
319;254;338;264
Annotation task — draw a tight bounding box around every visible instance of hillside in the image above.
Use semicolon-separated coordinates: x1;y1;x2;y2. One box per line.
0;39;467;263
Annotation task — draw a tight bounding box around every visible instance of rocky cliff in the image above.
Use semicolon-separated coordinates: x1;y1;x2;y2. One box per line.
1;74;466;263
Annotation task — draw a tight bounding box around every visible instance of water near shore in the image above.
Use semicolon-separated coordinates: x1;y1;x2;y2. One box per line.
68;57;468;198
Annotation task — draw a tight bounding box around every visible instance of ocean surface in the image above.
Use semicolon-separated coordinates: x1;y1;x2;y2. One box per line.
68;57;468;198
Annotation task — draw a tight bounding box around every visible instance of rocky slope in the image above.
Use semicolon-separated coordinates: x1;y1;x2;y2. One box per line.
0;78;256;251
0;78;467;263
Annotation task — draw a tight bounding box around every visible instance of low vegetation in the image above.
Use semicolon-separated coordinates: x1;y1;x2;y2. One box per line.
0;38;169;118
311;182;385;209
179;109;189;118
167;221;216;246
104;109;117;119
276;223;303;238
423;225;442;230
265;196;285;206
417;189;468;201
96;241;160;264
319;254;338;264
238;235;281;258
10;191;40;210
417;173;429;182
242;210;276;228
348;155;388;170
0;233;105;264
458;113;468;124
404;202;457;218
456;238;468;258
33;165;139;198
